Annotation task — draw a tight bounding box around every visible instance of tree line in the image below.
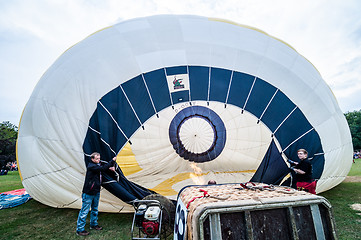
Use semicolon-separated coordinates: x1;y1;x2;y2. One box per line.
344;109;361;150
0;121;18;168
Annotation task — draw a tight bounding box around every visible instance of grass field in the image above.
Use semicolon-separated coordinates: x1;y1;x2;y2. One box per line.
0;171;24;193
0;159;360;239
348;158;361;176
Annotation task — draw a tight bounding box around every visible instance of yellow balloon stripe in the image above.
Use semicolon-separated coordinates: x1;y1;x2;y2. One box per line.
150;170;256;196
115;143;142;176
16;107;26;182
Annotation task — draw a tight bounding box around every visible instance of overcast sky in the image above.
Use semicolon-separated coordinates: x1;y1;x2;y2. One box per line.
1;0;360;126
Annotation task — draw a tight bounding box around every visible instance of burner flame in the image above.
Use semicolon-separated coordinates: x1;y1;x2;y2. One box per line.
190;162;205;185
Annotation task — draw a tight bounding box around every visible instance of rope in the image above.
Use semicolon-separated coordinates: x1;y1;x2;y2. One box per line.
186;188;232;209
239;182;296;194
186;182;299;209
240;182;275;191
186;189;209;209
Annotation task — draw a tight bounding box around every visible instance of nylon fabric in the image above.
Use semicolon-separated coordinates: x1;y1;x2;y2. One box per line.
17;15;352;212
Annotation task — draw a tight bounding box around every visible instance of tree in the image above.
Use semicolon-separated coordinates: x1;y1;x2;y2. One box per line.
344;110;361;150
0;121;18;167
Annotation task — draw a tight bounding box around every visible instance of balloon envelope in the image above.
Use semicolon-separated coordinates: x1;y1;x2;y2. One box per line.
17;15;353;212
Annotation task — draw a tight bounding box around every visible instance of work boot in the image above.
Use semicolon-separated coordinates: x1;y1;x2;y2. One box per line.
90;225;103;230
76;230;90;236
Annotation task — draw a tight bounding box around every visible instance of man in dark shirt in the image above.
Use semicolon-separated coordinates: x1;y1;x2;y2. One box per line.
76;152;116;236
290;149;316;194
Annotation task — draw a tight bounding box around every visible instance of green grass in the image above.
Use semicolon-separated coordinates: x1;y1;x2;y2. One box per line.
320;182;361;239
0;171;24;192
0;199;134;239
348;158;361;176
1;162;361;240
319;158;361;240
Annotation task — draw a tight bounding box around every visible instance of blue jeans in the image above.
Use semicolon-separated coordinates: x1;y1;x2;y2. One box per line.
76;192;100;232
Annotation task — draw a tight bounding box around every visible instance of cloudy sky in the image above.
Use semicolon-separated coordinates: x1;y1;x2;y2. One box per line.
1;0;360;126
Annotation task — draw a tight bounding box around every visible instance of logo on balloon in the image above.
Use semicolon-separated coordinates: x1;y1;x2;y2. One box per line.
173;76;185;90
167;74;190;93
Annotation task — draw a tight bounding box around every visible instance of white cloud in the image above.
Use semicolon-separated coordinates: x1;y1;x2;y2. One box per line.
0;0;360;125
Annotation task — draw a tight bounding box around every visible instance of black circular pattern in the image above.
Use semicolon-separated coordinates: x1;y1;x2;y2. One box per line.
175;203;185;240
169;106;226;162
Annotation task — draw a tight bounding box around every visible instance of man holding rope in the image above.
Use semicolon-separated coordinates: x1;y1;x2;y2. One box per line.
76;152;116;236
289;149;316;194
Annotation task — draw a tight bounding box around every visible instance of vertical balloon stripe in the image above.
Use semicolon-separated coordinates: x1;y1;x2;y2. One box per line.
121;75;155;124
272;107;297;134
95;102;130;156
245;78;277;118
261;91;296;132
227;71;255;108
99;89;140;138
84;114;126;162
224;70;234;106
162;68;174;107
189;66;209;101
275;108;313;148
143;69;172;112
98;101;129;140
282;128;314;153
141;73;158;117
242;76;257;110
209;68;232;103
119;85;143;128
258;89;279;122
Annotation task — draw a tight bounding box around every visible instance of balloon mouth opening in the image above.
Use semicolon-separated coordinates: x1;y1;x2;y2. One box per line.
169;106;226;162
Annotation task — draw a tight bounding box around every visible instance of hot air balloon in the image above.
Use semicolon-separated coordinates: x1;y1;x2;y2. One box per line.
17;15;353;212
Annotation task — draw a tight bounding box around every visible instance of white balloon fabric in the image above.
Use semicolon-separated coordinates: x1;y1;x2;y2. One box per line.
17;15;353;212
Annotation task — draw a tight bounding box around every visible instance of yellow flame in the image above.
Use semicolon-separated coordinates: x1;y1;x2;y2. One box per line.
150;169;257;196
189;162;205;185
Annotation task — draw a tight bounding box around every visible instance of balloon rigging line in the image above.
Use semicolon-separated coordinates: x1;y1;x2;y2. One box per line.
97;101;130;153
224;70;234;108
87;124;117;155
313;153;325;156
21;166;72;181
282;128;314;153
258;89;279;124
141;73;159;118
98;101;129;141
186;65;191;102
88;126;101;134
207;67;211;105
272;106;297;135
163;68;175;107
100;138;117;155
118;84;144;129
242;76;257;113
308;152;325;160
59;197;79;208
